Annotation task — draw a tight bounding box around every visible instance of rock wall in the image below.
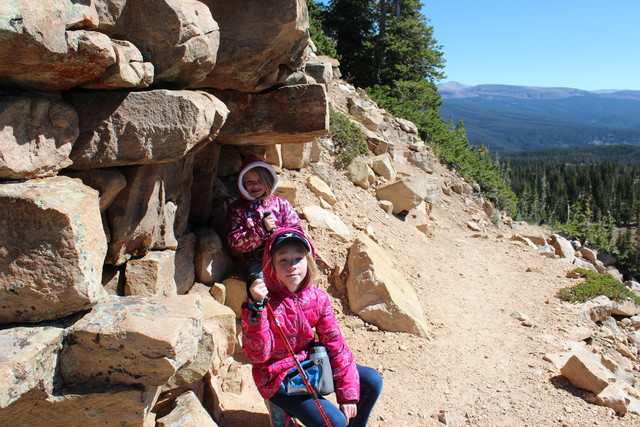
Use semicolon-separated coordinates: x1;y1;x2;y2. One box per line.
0;0;328;424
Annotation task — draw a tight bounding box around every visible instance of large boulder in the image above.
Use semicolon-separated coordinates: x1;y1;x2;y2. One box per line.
211;84;329;145
124;250;178;297
302;205;351;242
376;174;439;214
0;386;159;426
0;92;78;179
65;168;127;212
560;353;615;394
0;1;116;90
195;0;310;92
346;233;430;338
370;153;396;182
550;234;576;262
281;142;312;169
96;0;219;87
0;1;150;90
194;228;232;285
165;296;235;387
0;177;107;325
156;391;216;427
59;295;203;387
346;158;375;189
64;89;228;170
0;326;65;409
81;39;154;90
105;159;194;265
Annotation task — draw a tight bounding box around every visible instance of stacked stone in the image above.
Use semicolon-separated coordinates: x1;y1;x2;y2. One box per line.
0;0;328;424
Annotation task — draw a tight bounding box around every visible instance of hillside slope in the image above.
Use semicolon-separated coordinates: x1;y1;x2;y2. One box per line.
270;132;640;426
438;83;640;151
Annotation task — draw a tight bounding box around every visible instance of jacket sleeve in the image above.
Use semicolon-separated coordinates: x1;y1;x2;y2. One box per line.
315;291;360;404
275;198;303;234
241;300;276;364
226;202;268;253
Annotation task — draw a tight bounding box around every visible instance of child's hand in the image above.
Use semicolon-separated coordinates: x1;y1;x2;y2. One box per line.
340;403;357;421
263;213;276;231
249;279;268;303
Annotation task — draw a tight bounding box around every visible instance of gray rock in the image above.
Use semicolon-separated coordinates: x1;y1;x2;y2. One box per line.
346;233;430;338
212;85;328;145
0;326;64;409
376;174;439;214
0;177;107;324
0;93;78;179
59;295;202;387
0;386;159;426
156;391;217;427
65;89;228;170
96;0;219;87
196;0;309;92
194;228;232;285
124;250;178;297
175;233;196;295
105;159;194;265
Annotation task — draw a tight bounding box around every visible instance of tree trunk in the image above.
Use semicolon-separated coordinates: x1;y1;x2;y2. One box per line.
378;1;388;39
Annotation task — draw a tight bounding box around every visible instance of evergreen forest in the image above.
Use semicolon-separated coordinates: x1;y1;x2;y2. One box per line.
307;0;640;280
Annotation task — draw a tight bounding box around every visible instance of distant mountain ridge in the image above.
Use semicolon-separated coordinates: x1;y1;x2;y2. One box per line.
437;83;640;151
438;82;640;101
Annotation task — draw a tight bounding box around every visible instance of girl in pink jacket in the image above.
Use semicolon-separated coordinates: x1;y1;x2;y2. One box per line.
226;155;303;281
242;229;382;427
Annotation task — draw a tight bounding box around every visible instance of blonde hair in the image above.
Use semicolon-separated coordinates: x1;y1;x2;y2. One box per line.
271;243;318;287
244;166;275;198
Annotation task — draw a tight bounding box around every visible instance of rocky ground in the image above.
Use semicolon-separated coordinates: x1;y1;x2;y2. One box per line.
259;147;640;426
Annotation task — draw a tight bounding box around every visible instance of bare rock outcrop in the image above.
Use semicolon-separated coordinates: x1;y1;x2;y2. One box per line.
346;233;430;338
0;177;107;324
0;92;78;179
196;0;310;92
59;295;202;387
124;250;178;297
0;386;160;426
0;326;65;409
105;159;194;266
96;0;219;87
156;390;217;427
212;84;328;145
65;90;228;170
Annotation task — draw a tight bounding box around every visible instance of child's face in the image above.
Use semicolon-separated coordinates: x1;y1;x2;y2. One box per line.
272;243;308;293
243;169;267;199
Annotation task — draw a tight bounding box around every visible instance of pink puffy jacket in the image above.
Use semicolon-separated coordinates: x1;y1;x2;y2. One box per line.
225;156;302;259
241;229;360;404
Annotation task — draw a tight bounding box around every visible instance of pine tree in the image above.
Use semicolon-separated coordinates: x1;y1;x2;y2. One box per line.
326;0;445;88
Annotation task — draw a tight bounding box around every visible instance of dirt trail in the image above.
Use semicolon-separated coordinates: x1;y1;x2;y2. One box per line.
286;156;640;426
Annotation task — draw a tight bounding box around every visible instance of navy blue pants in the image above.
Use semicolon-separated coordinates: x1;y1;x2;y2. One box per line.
269;365;383;427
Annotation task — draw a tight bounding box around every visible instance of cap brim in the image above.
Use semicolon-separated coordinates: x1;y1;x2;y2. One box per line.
271;233;311;253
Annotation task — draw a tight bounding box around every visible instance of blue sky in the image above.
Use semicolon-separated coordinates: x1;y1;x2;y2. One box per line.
316;1;640;91
423;0;640;90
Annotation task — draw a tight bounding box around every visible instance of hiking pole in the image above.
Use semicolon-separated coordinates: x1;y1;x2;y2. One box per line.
265;302;333;427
